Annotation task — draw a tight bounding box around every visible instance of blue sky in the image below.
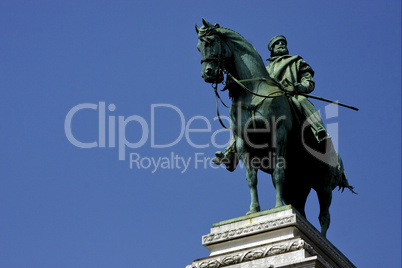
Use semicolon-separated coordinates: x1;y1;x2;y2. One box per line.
0;1;400;267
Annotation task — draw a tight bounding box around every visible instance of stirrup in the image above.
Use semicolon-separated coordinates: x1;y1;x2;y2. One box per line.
317;130;331;143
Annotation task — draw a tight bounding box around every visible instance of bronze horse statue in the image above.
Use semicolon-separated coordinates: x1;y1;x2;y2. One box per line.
196;19;355;237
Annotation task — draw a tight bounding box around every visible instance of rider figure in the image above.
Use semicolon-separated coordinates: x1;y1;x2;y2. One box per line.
213;35;329;171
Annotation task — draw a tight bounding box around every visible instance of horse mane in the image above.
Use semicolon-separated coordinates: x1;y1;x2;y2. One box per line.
216;27;262;60
216;27;266;100
198;22;268;100
197;23;260;59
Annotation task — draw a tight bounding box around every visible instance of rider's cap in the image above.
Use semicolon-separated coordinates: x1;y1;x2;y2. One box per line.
268;35;287;51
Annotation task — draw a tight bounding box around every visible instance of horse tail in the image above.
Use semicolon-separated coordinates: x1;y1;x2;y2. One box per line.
336;155;357;194
338;171;357;194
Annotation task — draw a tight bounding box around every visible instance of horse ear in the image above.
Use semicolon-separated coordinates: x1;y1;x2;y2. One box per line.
202;18;213;28
214;23;220;28
195;24;199;34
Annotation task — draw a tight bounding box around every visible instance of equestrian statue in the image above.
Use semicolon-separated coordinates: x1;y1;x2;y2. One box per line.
195;18;356;237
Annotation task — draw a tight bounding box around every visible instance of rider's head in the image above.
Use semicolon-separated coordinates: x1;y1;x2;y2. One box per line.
268;35;289;57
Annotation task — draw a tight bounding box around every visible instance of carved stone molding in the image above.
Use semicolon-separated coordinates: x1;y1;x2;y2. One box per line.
188;207;355;268
202;215;296;245
188;239;304;268
303;242;333;268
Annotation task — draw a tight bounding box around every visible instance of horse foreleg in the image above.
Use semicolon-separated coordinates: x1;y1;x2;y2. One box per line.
273;167;285;207
273;139;287;207
246;167;260;215
317;187;332;237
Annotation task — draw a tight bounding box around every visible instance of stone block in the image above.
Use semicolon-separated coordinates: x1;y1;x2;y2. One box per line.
186;205;355;268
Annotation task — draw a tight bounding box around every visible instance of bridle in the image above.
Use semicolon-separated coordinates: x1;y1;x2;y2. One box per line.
199;31;226;74
198;30;358;130
200;32;289;129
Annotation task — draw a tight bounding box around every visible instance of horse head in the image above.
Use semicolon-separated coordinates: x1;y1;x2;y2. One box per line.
196;18;232;84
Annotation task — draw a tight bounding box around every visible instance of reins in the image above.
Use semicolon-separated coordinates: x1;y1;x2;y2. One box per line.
212;69;291;129
225;71;288;99
203;32;291;129
203;32;358;129
212;70;359;130
212;83;231;129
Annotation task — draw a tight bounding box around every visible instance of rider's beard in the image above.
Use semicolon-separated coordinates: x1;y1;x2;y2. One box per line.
273;47;289;57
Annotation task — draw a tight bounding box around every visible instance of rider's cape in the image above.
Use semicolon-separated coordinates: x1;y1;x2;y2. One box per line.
266;55;314;122
266;55;326;144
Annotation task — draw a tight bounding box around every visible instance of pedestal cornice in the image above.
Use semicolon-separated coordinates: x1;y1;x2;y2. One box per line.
187;206;355;268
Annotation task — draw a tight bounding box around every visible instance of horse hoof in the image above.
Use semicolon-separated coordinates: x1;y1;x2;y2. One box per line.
246;208;260;215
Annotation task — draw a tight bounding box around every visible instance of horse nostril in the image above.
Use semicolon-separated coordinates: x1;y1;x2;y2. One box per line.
202;67;212;78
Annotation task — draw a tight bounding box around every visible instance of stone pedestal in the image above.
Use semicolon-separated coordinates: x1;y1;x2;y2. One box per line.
186;205;355;268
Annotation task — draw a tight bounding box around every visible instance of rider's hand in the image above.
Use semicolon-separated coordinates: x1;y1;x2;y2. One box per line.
294;83;308;94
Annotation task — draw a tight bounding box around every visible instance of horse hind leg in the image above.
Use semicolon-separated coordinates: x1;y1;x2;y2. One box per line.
317;187;332;237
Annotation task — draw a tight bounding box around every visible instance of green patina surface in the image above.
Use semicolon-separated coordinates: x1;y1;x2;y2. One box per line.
213;205;293;227
197;19;356;238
